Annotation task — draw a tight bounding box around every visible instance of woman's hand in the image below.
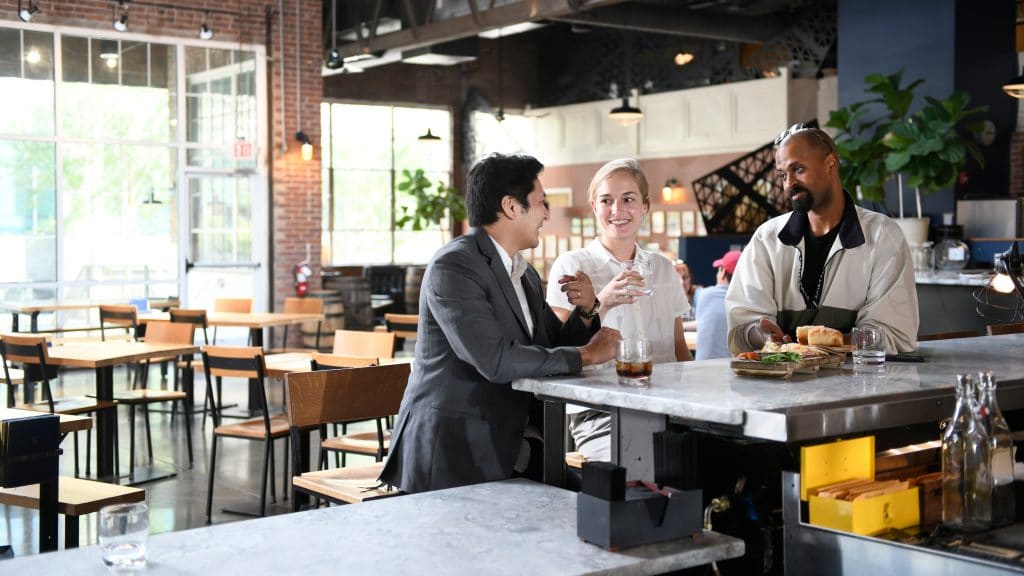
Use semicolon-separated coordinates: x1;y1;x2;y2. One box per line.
597;269;645;310
558;270;597;312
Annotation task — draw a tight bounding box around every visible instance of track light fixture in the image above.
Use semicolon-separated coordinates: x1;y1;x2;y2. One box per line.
295;131;313;161
18;0;40;22
199;12;213;40
113;1;129;32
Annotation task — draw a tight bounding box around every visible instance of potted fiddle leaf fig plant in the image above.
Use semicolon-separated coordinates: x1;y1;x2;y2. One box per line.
395;168;466;238
826;70;987;245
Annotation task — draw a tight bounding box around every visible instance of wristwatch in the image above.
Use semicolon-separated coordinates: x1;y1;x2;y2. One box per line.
577;298;601;320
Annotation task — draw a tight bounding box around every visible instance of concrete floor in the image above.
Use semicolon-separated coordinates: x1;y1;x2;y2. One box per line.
1;358;383;557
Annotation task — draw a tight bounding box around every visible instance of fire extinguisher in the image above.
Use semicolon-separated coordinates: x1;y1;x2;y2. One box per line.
293;262;313;296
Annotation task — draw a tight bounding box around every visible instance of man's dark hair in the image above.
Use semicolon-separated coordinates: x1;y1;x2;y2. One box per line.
466;153;544;227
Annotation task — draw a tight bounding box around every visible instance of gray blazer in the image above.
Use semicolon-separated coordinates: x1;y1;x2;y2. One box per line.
380;228;597;493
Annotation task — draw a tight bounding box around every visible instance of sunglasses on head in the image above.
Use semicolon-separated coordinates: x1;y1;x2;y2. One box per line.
774;123;837;156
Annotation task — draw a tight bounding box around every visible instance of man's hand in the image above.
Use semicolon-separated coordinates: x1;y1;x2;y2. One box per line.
578;327;621;366
759;317;792;344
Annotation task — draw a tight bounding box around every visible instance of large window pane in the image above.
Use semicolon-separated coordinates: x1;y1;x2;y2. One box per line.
61;35;175;142
323;103;452;265
0;29;54;136
0;140;56;282
62;143;178;283
185;47;257;170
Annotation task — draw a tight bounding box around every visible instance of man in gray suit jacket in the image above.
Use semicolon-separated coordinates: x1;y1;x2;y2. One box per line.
380;153;620;493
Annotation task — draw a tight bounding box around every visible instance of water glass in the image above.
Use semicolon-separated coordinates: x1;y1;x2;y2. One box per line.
99;502;148;570
615;338;653;387
624;260;653;296
852;324;886;368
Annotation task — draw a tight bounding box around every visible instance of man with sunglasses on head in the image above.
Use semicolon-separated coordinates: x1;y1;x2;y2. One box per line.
725;124;919;354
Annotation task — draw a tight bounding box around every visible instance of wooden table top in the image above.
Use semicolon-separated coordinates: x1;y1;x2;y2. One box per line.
0;408;92;434
0;298;178;314
139;311;324;329
46;341;200;369
264;352;410;378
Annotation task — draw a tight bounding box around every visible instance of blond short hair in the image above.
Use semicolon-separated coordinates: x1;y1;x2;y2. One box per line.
587;158;650;208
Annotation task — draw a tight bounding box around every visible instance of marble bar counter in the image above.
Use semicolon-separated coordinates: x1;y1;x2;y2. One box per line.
914;269;993;286
4;479;744;575
514;334;1024;481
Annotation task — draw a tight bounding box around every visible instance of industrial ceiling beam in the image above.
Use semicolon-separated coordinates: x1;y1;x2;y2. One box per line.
550;4;785;43
338;0;629;59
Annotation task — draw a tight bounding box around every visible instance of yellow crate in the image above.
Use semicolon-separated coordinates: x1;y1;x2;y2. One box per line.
801;436;920;536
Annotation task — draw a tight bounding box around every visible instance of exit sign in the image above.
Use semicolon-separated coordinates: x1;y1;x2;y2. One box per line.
233;139;254;160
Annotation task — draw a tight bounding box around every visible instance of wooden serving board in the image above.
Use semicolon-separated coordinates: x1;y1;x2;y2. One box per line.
730;359;798;378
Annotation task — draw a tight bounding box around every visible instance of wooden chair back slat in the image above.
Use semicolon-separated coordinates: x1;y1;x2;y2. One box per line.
203;345;265;379
145;321;195;345
0;333;49;365
99;304;138;327
384;313;419;340
310;352;377;369
283;297;323;315
333;330;395;359
169;308;209;345
918;330;981;341
214;298;253;313
987;322;1024;336
285;364;410;429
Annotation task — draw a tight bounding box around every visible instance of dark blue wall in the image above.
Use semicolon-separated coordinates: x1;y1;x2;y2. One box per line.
837;0;1015;234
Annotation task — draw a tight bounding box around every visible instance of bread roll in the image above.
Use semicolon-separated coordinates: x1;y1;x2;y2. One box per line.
796;326;811;345
807;326;843;347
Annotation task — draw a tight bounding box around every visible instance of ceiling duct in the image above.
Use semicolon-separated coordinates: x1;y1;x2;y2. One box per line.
403;37;479;66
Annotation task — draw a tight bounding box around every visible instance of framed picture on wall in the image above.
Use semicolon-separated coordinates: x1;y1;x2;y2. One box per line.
557;236;569;256
545;235;557;258
666;211;681;237
546;187;573;208
651;211;665;234
582;217;596;237
570;236;583;251
682;211;696;235
535;236;545;261
696;212;707;236
570;217;582;235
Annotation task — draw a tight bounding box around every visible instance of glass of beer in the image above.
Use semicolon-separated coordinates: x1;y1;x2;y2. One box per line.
616;338;653;387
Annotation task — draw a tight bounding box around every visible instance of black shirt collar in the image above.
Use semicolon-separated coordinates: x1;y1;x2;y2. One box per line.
778;189;865;249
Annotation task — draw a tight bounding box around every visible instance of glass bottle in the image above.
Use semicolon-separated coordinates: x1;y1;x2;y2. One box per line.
934;224;970;271
978;371;1015;526
942;374;970;528
963;378;992;531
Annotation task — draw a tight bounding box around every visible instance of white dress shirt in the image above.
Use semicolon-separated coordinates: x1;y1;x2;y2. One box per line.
489;235;535;337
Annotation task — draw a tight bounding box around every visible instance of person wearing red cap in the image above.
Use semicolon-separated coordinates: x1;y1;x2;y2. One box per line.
694;250;741;360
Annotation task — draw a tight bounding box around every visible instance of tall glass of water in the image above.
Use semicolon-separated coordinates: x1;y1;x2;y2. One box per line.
624;260;653;296
852;324;886;368
99;502;148;570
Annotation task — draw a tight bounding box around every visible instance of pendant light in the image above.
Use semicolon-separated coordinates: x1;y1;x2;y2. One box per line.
609;33;643;127
1003;66;1024;99
324;0;343;70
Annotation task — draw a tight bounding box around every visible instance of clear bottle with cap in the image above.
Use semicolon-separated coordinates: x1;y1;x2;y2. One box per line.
963;377;992;531
942;374;970;528
978;371;1015;526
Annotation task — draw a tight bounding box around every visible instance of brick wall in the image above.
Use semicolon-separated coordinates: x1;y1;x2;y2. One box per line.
1;0;324;320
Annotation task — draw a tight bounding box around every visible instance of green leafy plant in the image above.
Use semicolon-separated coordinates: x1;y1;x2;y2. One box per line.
825;70;986;215
395;168;467;232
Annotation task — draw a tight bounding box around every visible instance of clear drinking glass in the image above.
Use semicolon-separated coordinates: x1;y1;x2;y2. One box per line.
615;338;653;387
852;324;886;368
623;260;653;296
99;502;148;570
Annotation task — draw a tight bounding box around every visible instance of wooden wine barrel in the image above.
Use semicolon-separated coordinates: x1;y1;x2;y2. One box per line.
321;275;373;331
404;265;427;315
301;290;344;351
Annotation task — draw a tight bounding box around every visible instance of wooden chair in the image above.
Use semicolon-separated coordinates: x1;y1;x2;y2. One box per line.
212;297;253;345
169;308;212;422
0;477;144;548
285;364;410;509
987;322;1024;336
917;330;981;341
203;345;290;522
0;333;116;477
333;329;395;359
273;297;324;353
310;352;383;468
98;304;139;342
111;320;194;478
382;313;418;355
